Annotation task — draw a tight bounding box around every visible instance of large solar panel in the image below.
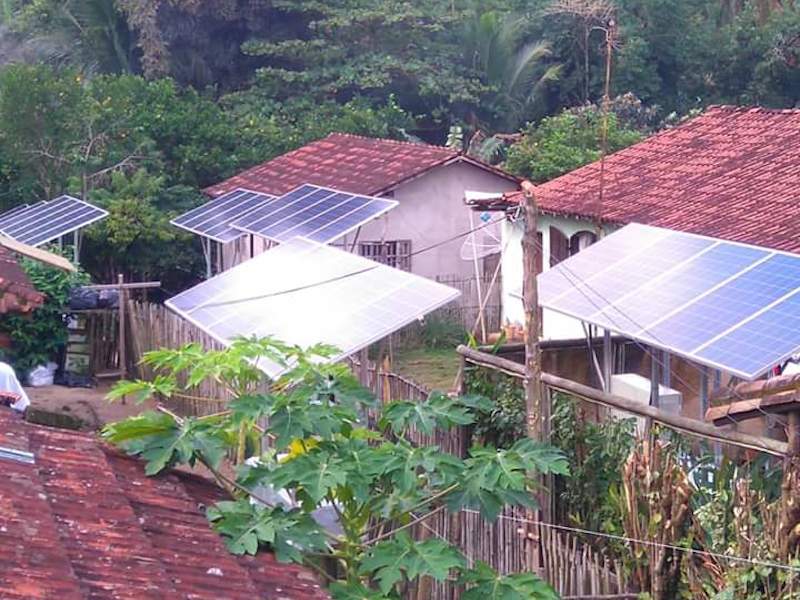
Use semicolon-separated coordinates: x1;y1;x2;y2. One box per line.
167;237;459;378
231;184;398;244
171;188;276;243
0;196;108;246
532;223;800;380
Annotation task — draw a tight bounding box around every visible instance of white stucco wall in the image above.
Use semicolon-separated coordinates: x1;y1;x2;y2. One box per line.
218;161;517;279
342;161;518;280
501;214;619;339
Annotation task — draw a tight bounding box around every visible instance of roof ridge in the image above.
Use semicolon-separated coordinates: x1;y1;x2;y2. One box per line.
322;131;457;153
707;104;800;114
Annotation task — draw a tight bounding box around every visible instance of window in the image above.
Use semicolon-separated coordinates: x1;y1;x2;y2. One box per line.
549;226;597;267
358;240;412;271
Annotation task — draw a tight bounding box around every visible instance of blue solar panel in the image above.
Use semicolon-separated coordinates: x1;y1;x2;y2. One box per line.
537;223;800;380
0;196;107;246
171;188;275;243
231;184;398;244
596;242;769;333
552;232;714;321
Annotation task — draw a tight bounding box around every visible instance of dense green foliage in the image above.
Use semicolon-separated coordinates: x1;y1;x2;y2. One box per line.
550;393;635;534
0;254;88;372
1;0;800;288
104;338;567;598
505;108;643;181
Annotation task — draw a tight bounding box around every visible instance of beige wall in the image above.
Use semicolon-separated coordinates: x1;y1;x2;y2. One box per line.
341;161;519;280
219;160;517;279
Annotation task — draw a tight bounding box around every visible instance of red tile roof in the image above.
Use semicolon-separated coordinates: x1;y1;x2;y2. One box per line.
0;409;329;600
0;246;43;313
206;132;518;197
507;106;800;253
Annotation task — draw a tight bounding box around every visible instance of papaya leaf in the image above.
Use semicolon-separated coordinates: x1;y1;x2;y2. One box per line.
460;561;559;600
360;532;465;595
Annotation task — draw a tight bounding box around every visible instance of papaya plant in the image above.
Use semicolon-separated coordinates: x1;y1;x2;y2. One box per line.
104;337;567;599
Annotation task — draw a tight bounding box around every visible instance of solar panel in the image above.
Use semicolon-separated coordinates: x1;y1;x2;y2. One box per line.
171;188;276;244
167;237;459;378
0;204;31;229
231;184;398;244
532;223;800;380
0;196;108;246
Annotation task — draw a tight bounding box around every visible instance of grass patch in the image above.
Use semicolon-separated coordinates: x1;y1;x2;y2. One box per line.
392;347;461;392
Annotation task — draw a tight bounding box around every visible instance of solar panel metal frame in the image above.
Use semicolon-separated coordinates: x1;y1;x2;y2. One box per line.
166;237;460;378
230;184;399;244
0;196;108;246
518;223;800;381
171;187;276;244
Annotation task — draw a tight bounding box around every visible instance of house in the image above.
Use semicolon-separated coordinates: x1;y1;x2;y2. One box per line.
207;133;519;280
479;105;800;340
0;408;329;599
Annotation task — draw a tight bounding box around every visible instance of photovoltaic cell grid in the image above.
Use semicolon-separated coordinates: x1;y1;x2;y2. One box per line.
171;188;276;244
231;184;398;244
0;196;108;246
534;223;800;380
166;237;460;378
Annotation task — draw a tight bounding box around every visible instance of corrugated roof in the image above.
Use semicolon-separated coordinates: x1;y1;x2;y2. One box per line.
0;409;329;599
505;106;800;252
206;132;518;198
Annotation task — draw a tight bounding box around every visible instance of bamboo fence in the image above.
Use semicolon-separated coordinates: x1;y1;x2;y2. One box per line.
120;302;633;598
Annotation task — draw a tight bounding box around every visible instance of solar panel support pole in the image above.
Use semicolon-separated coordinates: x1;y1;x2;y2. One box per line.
201;238;212;279
602;329;612;393
662;351;671;388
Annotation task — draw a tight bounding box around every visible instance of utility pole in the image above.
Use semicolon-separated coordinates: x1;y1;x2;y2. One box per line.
520;180;550;573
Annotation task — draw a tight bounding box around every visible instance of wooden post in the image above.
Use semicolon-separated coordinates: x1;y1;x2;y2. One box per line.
118;273;126;380
521;180;548;571
789;412;800;458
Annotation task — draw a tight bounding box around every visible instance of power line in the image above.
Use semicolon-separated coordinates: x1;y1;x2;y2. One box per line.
552;255;789;432
460;509;800;574
192;214;508;311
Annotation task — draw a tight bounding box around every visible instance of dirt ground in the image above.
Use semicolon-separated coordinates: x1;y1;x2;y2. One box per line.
25;381;156;430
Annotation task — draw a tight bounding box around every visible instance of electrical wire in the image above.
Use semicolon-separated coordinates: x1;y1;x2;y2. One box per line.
193;214;509;310
460;509;800;574
550;253;790;432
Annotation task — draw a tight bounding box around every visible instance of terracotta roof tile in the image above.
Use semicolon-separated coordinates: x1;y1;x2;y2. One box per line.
0;245;43;313
506;106;800;252
0;409;329;599
206;132;517;197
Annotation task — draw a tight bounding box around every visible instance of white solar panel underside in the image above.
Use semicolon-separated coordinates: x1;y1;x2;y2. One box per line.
171;188;276;244
530;223;800;380
167;237;460;378
0;196;108;246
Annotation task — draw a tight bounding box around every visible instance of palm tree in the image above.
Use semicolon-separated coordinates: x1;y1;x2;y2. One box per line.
2;0;134;74
463;9;561;132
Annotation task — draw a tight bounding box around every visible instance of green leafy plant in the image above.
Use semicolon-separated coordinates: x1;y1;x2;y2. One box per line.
103;337;567;598
0;253;89;373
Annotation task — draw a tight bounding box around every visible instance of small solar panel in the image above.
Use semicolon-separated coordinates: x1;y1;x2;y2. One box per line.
0;196;108;246
171;188;276;244
532;223;800;380
231;184;398;244
167;237;459;378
